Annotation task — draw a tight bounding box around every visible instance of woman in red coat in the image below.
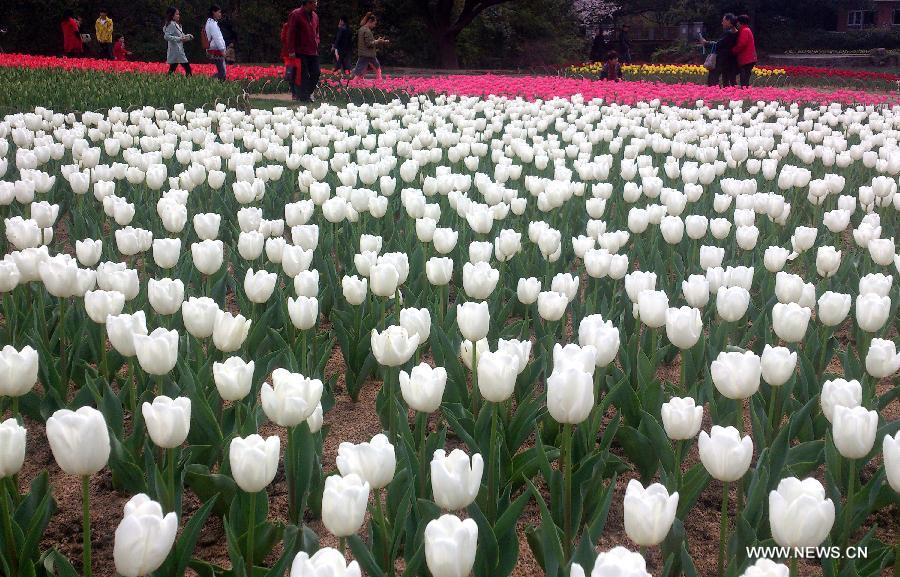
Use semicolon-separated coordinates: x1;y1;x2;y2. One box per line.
60;10;84;56
732;14;757;87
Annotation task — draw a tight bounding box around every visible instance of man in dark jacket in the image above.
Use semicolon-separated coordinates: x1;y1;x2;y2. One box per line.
617;25;632;63
702;13;738;87
332;16;352;73
286;0;321;102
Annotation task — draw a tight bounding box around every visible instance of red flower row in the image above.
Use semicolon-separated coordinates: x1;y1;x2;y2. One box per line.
0;53;338;81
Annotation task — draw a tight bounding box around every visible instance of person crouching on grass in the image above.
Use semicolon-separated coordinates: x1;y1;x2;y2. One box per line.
351;12;389;80
600;50;623;81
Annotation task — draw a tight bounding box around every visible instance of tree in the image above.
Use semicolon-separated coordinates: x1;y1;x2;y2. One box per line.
572;0;620;38
413;0;524;68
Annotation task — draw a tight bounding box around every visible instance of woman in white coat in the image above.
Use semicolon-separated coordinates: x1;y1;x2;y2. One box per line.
164;6;193;75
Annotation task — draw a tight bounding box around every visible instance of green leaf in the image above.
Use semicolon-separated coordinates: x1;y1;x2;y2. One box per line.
348;535;387;577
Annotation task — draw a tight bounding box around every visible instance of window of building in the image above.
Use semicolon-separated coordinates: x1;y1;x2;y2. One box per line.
847;10;875;29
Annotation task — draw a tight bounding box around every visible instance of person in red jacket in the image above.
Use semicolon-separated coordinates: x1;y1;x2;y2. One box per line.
60;10;84;57
280;19;302;100
732;14;757;88
113;34;131;61
285;0;320;103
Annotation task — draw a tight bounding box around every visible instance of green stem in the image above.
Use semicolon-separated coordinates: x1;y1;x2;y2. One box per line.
373;488;391;573
129;359;137;412
10;398;18;426
416;412;427;499
790;557;798;577
768;386;779;443
718;481;729;577
673;440;683;493
82;476;92;577
99;328;108;384
300;330;307;375
167;448;176;513
563;423;574;562
247;491;257;575
386;369;395;441
471;343;480;418
1;479;17;576
58;297;67;390
339;537;346;557
287;425;298;525
487;403;499;524
844;458;855;551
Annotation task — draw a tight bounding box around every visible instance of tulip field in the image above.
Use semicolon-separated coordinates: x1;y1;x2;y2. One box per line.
0;68;898;577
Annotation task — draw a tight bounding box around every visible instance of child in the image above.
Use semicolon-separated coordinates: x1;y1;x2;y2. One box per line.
600;50;623;81
113;34;131;61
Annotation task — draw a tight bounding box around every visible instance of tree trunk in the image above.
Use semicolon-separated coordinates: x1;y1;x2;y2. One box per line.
435;32;460;68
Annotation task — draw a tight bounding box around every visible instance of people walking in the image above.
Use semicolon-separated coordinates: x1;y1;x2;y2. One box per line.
286;0;321;103
204;5;227;81
701;13;738;87
95;9;114;59
733;14;757;88
60;11;84;57
164;7;194;75
332;16;352;74
352;12;389;80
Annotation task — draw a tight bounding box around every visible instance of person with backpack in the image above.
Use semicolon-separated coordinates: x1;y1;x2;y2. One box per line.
164;7;194;75
285;0;321;103
203;4;227;80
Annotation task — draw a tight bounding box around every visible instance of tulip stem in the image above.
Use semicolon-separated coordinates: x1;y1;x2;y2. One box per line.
129;359;137;412
471;346;480;419
167;447;176;513
844;458;855;552
768;386;779;442
790;557;798;577
373;488;391;573
487;402;499;524
99;327;108;384
416;411;427;498
339;537;346;557
386;369;395;441
247;491;257;575
563;423;574;562
82;476;92;577
718;481;729;577
299;329;307;375
58;297;67;389
1;479;17;576
10;398;18;425
673;440;683;492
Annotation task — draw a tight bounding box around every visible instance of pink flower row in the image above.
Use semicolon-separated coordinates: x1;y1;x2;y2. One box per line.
349;74;897;106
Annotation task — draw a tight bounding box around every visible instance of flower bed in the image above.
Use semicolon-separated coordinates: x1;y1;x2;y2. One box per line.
350;73;898;106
